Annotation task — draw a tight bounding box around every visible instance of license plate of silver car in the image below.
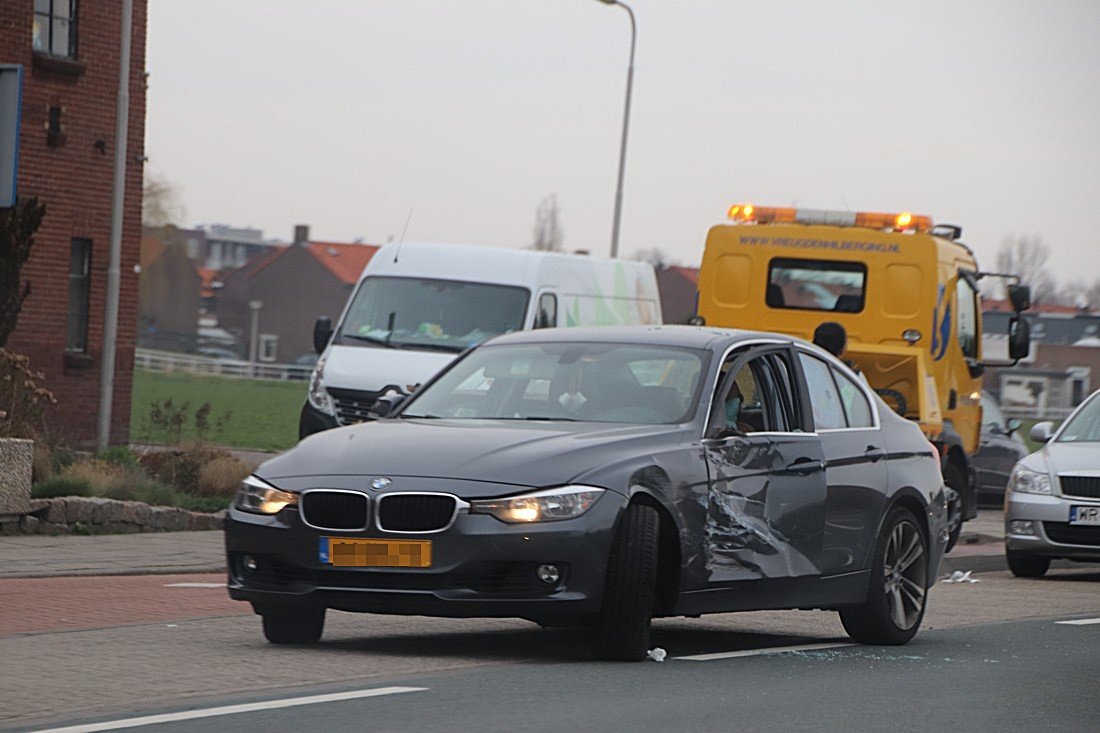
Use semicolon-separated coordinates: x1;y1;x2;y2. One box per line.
1069;506;1100;525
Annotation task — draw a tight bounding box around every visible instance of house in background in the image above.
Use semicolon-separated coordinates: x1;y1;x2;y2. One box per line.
197;224;284;271
983;304;1100;419
2;1;148;448
217;226;377;364
655;266;700;324
137;228;201;353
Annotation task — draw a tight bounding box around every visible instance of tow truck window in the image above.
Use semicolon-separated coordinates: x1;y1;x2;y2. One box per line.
767;258;867;313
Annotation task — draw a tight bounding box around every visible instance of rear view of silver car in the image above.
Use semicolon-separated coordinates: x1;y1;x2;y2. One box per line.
1004;389;1100;577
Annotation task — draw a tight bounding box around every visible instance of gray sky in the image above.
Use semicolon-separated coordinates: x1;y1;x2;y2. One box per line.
145;0;1100;283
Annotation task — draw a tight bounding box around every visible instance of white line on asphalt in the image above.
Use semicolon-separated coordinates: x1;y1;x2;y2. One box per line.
1056;618;1100;626
28;686;429;733
162;582;223;588
676;642;857;661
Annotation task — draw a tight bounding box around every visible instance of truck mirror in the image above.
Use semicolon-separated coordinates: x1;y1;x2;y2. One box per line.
1007;284;1031;312
313;316;333;354
1008;315;1031;361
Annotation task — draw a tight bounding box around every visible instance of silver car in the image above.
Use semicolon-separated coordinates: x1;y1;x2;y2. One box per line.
1004;389;1100;577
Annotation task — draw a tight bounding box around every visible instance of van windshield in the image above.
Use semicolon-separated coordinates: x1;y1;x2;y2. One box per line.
338;276;530;353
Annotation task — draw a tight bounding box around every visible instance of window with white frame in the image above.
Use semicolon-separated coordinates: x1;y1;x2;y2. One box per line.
259;334;278;363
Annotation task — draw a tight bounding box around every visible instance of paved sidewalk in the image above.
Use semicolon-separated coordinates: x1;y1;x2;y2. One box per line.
0;531;225;578
0;510;1008;579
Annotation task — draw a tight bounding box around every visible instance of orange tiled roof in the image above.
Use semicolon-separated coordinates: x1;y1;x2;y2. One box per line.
305;241;379;285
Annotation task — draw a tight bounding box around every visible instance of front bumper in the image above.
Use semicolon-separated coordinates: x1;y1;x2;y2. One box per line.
1004;490;1100;561
225;492;625;621
299;401;339;439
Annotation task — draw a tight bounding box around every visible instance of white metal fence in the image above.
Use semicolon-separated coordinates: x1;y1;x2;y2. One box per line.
135;348;313;381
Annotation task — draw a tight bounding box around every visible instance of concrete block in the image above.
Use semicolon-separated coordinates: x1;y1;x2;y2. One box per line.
0;438;32;515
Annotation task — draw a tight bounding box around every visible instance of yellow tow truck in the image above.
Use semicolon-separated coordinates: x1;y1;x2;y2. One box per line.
695;204;1031;549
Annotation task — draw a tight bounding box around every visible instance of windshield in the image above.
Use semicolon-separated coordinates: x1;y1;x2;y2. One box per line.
339;276;529;353
402;341;708;425
1056;393;1100;443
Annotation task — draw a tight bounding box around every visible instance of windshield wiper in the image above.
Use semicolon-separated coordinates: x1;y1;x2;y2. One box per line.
400;413;441;419
493;416;579;422
342;333;402;349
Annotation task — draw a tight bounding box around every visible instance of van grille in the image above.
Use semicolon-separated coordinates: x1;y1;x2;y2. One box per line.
377;494;458;532
1059;475;1100;499
300;490;369;531
328;387;383;425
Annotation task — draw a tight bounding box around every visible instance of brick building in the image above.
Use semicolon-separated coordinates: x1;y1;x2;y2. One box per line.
2;1;148;447
217;226;377;364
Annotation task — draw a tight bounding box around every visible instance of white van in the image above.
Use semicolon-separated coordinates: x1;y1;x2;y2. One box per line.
299;242;662;436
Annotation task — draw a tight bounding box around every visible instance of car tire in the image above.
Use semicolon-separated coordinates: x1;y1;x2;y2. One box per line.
590;503;660;661
943;464;966;553
1006;550;1050;578
261;607;326;644
839;506;928;646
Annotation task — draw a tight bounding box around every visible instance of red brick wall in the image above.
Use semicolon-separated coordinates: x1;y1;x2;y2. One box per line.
1;1;148;448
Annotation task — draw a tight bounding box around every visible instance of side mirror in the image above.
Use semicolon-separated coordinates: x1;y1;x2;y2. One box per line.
1008;284;1031;312
313;316;333;354
368;392;406;418
1007;281;1029;310
1008;315;1031;361
1006;417;1022;436
687;315;705;326
1029;421;1054;444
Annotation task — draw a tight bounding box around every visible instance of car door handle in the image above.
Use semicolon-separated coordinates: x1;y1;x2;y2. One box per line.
865;446;886;463
786;459;825;475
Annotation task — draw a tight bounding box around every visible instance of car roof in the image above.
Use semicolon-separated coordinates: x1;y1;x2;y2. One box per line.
483;325;801;352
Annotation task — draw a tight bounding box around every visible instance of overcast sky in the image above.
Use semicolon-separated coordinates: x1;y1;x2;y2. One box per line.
145;0;1100;283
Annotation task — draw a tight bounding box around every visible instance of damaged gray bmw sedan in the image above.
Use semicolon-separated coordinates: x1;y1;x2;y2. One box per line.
226;326;948;660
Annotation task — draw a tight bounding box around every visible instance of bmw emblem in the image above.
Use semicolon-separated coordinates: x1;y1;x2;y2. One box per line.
370;477;392;491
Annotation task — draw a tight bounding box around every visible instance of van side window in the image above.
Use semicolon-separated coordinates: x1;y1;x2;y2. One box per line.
535;293;557;329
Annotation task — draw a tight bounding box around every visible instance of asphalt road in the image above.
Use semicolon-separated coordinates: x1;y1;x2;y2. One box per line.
55;619;1096;733
3;566;1098;732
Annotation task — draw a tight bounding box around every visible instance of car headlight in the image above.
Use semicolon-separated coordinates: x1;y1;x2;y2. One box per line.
1009;464;1052;495
307;356;335;415
470;486;605;523
235;476;298;515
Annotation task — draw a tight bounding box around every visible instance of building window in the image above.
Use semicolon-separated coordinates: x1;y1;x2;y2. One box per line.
67;238;91;352
259;334;278;362
33;0;78;59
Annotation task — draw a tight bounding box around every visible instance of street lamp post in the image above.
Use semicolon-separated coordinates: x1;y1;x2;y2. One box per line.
596;0;635;260
248;300;263;378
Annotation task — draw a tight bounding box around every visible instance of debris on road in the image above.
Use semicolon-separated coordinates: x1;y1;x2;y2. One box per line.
646;647;667;663
942;570;981;584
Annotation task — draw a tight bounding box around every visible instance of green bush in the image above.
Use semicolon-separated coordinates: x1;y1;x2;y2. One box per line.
99;445;140;469
32;475;93;499
175;493;233;513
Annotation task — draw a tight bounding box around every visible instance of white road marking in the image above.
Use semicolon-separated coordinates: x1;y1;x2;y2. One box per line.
28;686;428;733
676;642;857;661
1056;618;1100;626
163;582;223;588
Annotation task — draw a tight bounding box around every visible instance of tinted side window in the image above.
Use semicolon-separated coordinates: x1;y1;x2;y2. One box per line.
535;293;557;329
798;353;845;430
834;367;873;428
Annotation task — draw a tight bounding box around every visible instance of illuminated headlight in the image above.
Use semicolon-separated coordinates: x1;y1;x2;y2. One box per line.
307;356;335;415
470;486;605;523
235;476;298;515
1009;465;1052;495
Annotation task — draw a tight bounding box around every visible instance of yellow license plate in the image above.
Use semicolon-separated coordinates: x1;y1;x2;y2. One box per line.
322;537;432;568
